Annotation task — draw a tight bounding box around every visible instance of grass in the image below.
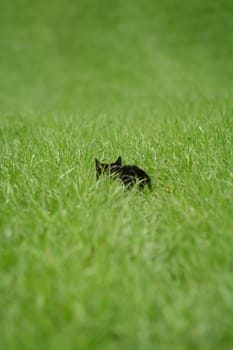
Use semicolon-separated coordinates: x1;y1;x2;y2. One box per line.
0;0;233;349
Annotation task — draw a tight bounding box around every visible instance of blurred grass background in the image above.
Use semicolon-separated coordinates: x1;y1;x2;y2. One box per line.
1;0;232;113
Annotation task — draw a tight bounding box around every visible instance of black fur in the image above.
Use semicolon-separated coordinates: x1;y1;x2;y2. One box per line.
95;156;151;190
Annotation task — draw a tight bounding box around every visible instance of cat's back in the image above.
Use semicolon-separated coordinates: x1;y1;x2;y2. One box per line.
121;165;149;178
118;164;151;189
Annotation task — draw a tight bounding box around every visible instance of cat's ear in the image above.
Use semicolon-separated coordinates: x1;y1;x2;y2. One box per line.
115;156;122;166
95;158;101;169
95;158;101;180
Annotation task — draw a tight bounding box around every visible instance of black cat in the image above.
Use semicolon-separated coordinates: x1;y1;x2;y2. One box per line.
95;156;152;190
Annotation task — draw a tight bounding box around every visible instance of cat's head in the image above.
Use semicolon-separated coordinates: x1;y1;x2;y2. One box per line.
95;156;122;180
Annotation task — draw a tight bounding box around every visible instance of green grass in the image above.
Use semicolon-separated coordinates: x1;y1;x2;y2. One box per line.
0;0;233;349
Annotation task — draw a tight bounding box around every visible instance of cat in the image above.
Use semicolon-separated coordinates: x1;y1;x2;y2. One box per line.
95;156;152;190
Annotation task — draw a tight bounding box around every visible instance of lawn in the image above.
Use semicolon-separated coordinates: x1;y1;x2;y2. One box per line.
0;0;233;349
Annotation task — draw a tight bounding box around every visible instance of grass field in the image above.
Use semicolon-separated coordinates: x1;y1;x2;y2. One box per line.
0;0;233;349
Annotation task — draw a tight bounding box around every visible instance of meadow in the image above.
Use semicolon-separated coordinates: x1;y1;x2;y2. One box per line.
0;0;233;349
